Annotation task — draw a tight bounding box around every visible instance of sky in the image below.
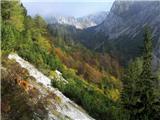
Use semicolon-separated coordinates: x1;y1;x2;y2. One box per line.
21;0;115;18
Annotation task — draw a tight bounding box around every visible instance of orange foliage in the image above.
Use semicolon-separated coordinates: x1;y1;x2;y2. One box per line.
55;47;108;83
55;47;121;83
83;63;103;83
17;80;33;92
55;47;76;68
55;47;65;62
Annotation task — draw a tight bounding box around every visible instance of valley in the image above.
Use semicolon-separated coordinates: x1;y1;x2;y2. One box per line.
1;0;160;120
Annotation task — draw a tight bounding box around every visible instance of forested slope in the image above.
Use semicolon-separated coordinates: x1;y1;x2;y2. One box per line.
1;0;160;120
1;1;122;120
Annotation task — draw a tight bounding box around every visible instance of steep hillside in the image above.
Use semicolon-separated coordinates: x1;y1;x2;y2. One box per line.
78;0;160;66
96;1;160;39
1;1;122;120
2;53;94;120
2;0;159;120
48;23;122;81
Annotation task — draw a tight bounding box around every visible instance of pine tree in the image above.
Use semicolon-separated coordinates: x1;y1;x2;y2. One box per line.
122;27;160;120
136;27;160;120
34;15;47;34
2;25;15;51
1;0;27;51
1;0;25;31
121;58;143;120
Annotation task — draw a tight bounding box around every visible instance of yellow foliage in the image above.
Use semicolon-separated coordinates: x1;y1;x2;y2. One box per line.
10;15;24;31
37;37;52;52
49;70;56;79
9;1;25;31
110;75;122;90
107;89;120;102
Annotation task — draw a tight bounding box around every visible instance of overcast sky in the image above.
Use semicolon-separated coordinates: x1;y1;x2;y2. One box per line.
21;0;115;18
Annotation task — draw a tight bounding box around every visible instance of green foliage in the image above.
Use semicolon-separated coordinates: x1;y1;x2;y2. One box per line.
0;2;122;119
121;57;143;119
1;24;15;51
1;0;25;31
156;68;160;80
122;27;160;120
50;65;121;120
4;1;160;120
34;15;47;34
141;27;153;77
48;24;122;79
136;27;160;120
2;0;62;72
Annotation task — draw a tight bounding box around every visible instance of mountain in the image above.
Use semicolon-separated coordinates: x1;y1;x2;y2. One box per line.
46;16;96;29
78;11;108;25
98;0;160;68
1;1;121;119
2;0;160;119
46;11;108;29
96;1;160;40
78;0;160;67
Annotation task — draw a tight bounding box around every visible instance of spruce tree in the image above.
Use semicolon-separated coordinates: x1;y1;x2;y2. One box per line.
121;58;143;120
137;27;160;120
122;27;160;120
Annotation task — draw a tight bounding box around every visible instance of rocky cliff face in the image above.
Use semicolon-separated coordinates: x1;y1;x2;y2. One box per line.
46;12;107;29
96;0;160;68
96;1;160;40
78;11;108;25
46;16;96;29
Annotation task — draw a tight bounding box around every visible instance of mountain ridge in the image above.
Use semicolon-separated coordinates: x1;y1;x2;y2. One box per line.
46;11;108;29
77;0;160;68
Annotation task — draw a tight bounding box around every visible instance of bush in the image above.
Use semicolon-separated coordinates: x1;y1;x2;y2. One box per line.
51;66;119;120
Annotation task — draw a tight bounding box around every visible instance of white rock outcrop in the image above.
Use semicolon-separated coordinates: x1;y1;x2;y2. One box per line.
8;53;94;120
